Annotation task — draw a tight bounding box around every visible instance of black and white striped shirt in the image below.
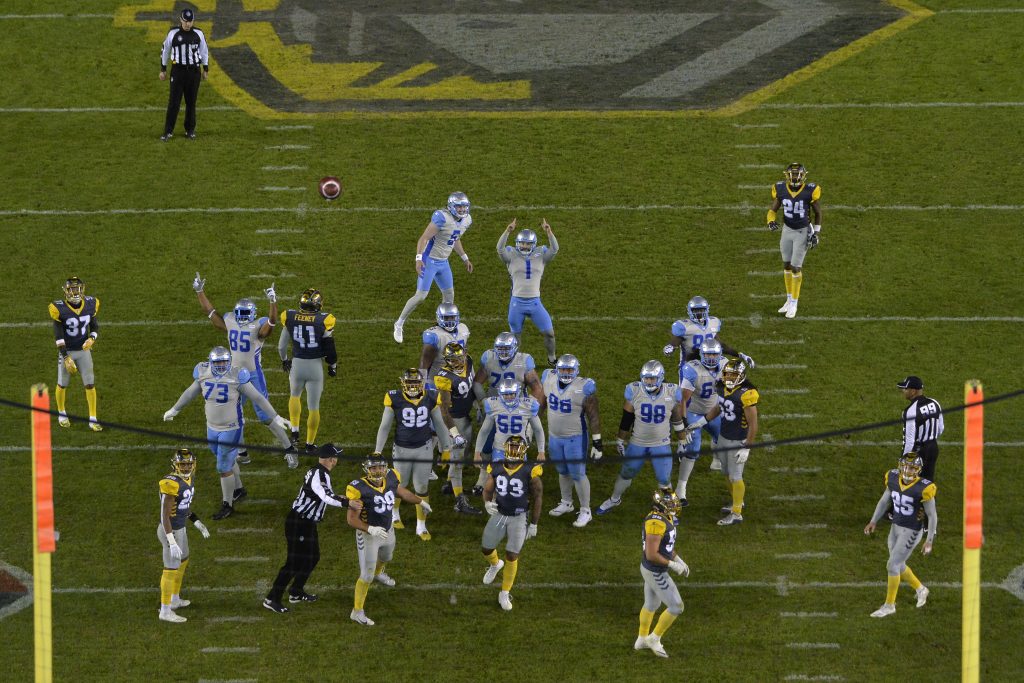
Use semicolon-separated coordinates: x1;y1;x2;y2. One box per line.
291;464;347;522
160;27;209;70
903;396;944;453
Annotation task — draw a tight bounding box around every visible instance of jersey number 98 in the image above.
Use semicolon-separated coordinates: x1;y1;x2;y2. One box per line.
639;404;666;424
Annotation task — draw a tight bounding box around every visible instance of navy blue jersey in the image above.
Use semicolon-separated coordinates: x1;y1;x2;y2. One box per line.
158;474;194;531
281;309;336;360
772;181;821;230
346;469;401;531
886;470;936;531
718;381;759;441
641;511;677;573
48;297;100;351
386;386;440;448
488;462;542;516
432;357;476;419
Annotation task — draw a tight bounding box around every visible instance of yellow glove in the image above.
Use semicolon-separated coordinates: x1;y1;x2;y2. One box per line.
64;355;78;374
82;337;95;351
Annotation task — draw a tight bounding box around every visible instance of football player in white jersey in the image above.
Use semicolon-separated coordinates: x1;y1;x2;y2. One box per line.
393;192;473;344
597;361;688;515
419;303;470;382
541;354;603;527
663;296;754;368
675;339;726;505
475;378;546;465
164;347;292;520
497;218;559;365
193;273;278;464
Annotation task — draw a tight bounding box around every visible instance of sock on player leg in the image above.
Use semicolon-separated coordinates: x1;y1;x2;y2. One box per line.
653;609;678;637
731;479;745;514
354;578;371;610
784;270;794;299
288;397;302;430
885;574;900;604
791;272;803;301
638;608;655;637
501;558;519;592
900;567;922;591
306;409;320;444
85;387;98;419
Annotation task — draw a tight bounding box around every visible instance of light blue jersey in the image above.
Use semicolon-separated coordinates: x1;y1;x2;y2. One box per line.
541;369;595;438
421;322;470;379
679;358;725;415
479;349;536;397
424;209;470;262
223;311;271;421
625;381;683;447
670;316;722;364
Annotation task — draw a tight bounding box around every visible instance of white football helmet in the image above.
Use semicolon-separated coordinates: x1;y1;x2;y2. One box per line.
447;192;470;220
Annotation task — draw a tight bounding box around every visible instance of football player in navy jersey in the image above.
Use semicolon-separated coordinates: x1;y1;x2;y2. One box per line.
156;449;210;623
49;276;103;430
767;163;823;318
635;487;689;658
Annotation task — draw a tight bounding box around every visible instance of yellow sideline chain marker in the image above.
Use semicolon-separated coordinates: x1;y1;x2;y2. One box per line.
31;384;55;683
962;380;984;683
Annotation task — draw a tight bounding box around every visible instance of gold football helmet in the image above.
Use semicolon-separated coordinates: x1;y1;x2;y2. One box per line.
652;485;680;518
63;276;85;306
299;288;323;312
899;453;923;484
503;435;528;465
400;368;424;399
443;342;467;374
722;358;748;390
784;162;807;188
171;448;196;478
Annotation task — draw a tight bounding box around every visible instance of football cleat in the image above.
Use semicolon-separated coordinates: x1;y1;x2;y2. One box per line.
899;453;924;485
304;442;318;455
288;591;319;603
483;559;505;585
170;597;191;609
447;191;470;220
722;358;748;390
184;131;196;140
159;610;187;623
436;303;460;332
645;634;668;658
236;450;251;465
393;517;405;530
417;528;432;542
699;338;723;370
263;598;290;614
374;572;396;587
709;458;722;471
470;485;484;497
785;301;798;319
498;591;513;611
233;487;248;503
63;276;85;306
503;435;528;464
58;414;71;428
717;512;744;526
778;299;793;314
596;497;621;515
171;448;196;478
515;229;538;256
89;420;103;432
549;500;575;517
634;636;649;651
497;377;522;410
392;320;404;344
493;332;519;362
299;288;323;313
350;609;375;626
916;586;929;608
160;133;173;142
209;346;232;377
640;360;664;395
555;354;580;386
687;296;710;326
784;162;807;188
573;508;593;528
870;603;896;618
212;502;234;520
233;298;257;325
454;494;482;515
441;480;455;496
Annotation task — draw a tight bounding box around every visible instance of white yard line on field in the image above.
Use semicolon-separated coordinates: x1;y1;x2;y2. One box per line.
753;338;804;344
786;643;840;650
235;471;280;477
759;389;810;395
748;270;783;276
749;293;784;299
734;144;782;148
264;145;310;151
217;528;274;535
200;647;260;654
745;248;778;254
779;612;838;618
770;467;822;473
757;364;808;369
775;552;831;560
251;250;302;256
259;187;306;192
733;124;780;129
773;524;828;530
763;414;816;419
245;499;279;505
214;557;271;563
206;616;264;623
738;163;781;168
770;494;825;501
738;185;769;190
261;166;308;171
254;228;304;233
247;273;297;278
265;125;314;130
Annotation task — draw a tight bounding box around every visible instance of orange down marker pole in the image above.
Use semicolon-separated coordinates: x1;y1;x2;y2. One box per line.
31;384;54;683
962;380;984;683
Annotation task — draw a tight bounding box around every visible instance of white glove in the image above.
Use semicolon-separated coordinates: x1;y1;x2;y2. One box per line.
485;500;499;516
668;558;690;577
662;344;675;356
527;523;538;539
680;428;696;447
284;450;298;469
167;536;182;561
452;433;466;449
193;520;210;539
616;438;626;457
739;353;755;369
273;415;290;431
735;448;750;464
192;272;205;292
590;445;603;461
163;409;178;422
264;282;277;303
419;500;432;515
367;525;389;541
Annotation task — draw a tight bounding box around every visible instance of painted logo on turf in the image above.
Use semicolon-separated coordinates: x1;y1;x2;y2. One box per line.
0;561;32;621
116;1;925;115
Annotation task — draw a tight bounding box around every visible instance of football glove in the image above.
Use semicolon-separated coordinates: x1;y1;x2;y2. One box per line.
273;415;290;432
167;536;182;561
327;363;337;378
367;525;389;541
590;436;603;461
284;449;298;469
163;409;177;422
440;449;452;463
680;428;696;447
264;282;277;303
527;523;538;539
739;352;755;369
192;272;205;292
82;337;95;351
64;355;78;375
807;231;820;249
282;359;292;374
616;438;626;457
768;221;780;232
450;427;467;449
735;448;750;465
484;500;499;516
662;344;675;356
418;500;432;515
668;558;690;577
193;520;210;539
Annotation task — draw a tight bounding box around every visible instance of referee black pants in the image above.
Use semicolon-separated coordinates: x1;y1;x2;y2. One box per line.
917;440;939;481
267;510;320;602
164;64;201;135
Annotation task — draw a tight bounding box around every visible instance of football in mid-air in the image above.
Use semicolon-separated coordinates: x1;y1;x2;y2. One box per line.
318;176;342;201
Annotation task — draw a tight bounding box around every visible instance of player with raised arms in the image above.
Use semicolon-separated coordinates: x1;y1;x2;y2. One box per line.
497;218;559;365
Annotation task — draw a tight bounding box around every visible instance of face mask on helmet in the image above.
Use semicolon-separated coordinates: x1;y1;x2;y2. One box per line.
503;435;528;464
63;277;85;306
363;458;388;486
443;342;466;373
640;361;664;395
171;448;196;478
687;296;709;326
299;289;323;312
447;192;470;220
234;299;257;324
723;359;747;390
556;354;579;385
515;229;538;256
784;163;807;188
699;340;723;370
209;346;232;377
498;378;521;409
494;333;518;362
652;486;679;517
400;369;424;399
436;303;460;333
898;454;923;484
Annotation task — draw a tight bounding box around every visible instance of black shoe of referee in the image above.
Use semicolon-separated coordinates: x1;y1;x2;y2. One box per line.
263;598;290;614
160;133;172;142
289;592;319;604
185;131;196;139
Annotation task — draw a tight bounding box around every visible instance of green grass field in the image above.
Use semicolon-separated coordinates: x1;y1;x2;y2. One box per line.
2;1;1024;681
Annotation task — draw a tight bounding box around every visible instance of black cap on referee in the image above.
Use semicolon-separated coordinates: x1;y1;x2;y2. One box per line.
318;443;343;460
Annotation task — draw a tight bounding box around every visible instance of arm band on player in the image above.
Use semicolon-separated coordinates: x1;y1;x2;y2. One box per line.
673;421;687;432
415;254;423;262
461;253;470;262
687;416;708;431
449;426;461;439
322;336;338;366
618;410;635;432
812;224;821;232
767;209;777;223
208;309;217;318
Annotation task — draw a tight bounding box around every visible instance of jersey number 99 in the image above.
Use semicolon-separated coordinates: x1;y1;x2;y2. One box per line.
373;490;396;514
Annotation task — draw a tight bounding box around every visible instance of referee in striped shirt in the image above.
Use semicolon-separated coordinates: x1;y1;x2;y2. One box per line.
263;443;360;613
898;376;944;480
159;8;209;141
